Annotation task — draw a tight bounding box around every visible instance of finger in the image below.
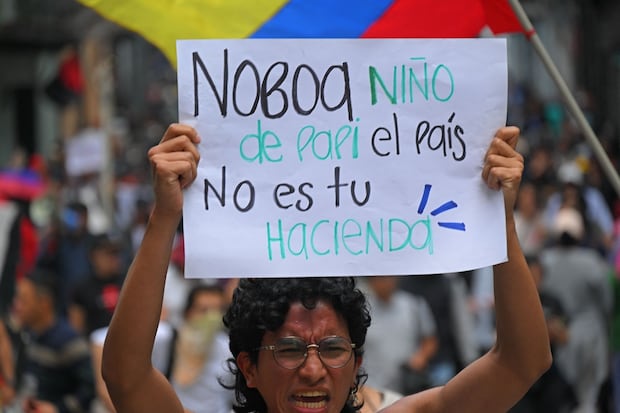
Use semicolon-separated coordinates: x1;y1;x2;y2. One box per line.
484;151;524;172
486;165;522;191
151;157;198;189
482;155;524;190
482;136;523;183
484;137;519;161
150;151;198;175
150;151;198;171
149;135;201;164
160;123;200;144
494;126;520;149
483;127;520;170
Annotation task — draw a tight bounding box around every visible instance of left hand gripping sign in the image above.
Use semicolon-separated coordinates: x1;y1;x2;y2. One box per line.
177;38;508;278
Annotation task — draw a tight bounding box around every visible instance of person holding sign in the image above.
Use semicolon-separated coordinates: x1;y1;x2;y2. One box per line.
101;123;551;413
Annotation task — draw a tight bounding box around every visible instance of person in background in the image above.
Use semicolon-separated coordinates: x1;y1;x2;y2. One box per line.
128;198;152;255
12;267;95;413
0;148;43;318
163;232;201;330
522;144;556;203
508;255;577;413
169;284;234;413
544;173;613;255
358;275;438;395
469;265;496;356
37;201;95;316
89;311;175;413
68;233;126;337
400;274;478;387
513;181;548;256
539;206;612;413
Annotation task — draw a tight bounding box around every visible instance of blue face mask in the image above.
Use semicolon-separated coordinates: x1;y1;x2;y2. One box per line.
62;208;80;231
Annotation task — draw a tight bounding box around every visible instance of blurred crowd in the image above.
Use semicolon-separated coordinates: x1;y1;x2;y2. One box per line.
0;75;619;413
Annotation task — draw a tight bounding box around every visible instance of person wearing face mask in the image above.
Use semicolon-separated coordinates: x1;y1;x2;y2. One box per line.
167;284;235;413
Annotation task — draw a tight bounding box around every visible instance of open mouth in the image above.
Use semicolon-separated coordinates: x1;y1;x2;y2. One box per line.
292;391;329;409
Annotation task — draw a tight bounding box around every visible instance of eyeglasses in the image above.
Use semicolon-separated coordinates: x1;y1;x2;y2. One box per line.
256;336;356;370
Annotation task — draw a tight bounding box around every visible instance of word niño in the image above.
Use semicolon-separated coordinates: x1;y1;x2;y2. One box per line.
265;216;434;260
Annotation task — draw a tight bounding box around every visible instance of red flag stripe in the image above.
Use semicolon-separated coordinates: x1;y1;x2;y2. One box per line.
481;0;524;35
362;0;487;38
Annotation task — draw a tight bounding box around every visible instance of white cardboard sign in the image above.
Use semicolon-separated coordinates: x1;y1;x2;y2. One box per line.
177;38;508;278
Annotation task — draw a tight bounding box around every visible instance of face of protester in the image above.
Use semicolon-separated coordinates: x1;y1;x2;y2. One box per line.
367;276;399;302
13;279;46;329
186;290;224;321
237;300;362;413
91;246;122;278
516;183;538;218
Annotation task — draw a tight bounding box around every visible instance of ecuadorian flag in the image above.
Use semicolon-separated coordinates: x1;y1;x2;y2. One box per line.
77;0;523;67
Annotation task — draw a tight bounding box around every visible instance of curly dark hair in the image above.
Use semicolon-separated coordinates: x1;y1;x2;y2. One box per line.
222;277;371;413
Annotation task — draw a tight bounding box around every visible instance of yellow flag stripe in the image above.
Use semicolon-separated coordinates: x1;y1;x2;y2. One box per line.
77;0;289;66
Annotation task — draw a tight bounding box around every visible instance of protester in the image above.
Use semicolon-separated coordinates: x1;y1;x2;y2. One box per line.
508;255;577;413
539;206;613;413
163;231;200;329
0;196;39;318
101;124;551;413
12;267;95;413
513;181;548;256
169;284;234;413
0;150;42;318
90;313;175;413
37;201;95;316
360;276;437;394
68;233;127;336
543;170;614;255
468;265;496;355
400;273;478;387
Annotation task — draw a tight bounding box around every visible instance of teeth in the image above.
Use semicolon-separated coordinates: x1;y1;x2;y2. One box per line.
296;391;326;397
295;401;326;409
293;391;328;408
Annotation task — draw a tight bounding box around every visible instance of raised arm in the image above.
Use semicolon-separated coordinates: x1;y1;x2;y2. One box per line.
102;124;200;413
388;126;552;413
